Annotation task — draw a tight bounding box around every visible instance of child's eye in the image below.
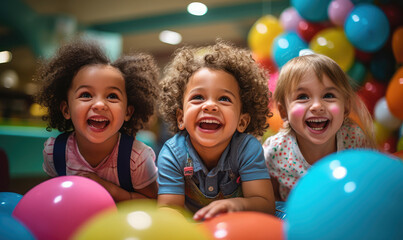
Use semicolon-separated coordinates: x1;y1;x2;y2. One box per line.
324;93;335;99
191;95;204;101
219;96;231;102
296;94;309;100
79;92;92;98
107;93;119;99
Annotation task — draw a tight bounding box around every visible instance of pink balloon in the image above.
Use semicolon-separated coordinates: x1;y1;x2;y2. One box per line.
268;71;279;94
13;176;116;240
328;0;354;26
280;7;303;32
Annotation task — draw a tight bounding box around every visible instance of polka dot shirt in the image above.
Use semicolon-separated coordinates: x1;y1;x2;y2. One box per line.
263;120;371;201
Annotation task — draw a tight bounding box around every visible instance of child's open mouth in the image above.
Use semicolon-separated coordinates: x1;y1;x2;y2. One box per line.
88;119;110;129
199;119;222;130
306;118;329;131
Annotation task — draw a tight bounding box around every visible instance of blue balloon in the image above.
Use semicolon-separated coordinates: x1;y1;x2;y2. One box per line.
291;0;331;22
0;192;22;215
345;4;390;52
285;150;403;240
272;32;308;68
0;213;35;240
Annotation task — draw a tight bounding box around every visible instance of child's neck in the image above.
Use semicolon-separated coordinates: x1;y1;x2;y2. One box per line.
75;133;119;168
296;135;337;166
192;143;225;171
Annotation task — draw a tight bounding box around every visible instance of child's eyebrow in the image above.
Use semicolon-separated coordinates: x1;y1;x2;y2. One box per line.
74;85;124;94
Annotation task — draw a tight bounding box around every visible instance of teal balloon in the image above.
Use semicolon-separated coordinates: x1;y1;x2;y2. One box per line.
285;150;403;240
0;192;22;215
345;4;390;52
272;32;308;68
292;0;331;22
347;60;367;88
0;213;35;240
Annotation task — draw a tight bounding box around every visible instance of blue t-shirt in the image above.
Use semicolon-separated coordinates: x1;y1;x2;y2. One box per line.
157;131;270;199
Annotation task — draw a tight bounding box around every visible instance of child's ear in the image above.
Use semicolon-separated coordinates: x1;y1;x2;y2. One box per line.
60;101;71;119
237;113;251;133
125;106;134;121
277;102;288;121
176;108;185;130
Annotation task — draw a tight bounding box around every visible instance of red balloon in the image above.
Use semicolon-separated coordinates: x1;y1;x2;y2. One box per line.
253;53;278;73
380;136;398;153
201;212;284;240
380;4;403;32
355;48;373;63
297;20;329;42
356;78;387;116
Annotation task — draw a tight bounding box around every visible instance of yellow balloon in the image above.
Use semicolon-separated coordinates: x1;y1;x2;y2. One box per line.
248;15;283;58
373;120;393;145
309;27;354;71
72;199;209;240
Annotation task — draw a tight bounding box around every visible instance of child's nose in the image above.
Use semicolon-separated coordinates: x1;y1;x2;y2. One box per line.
310;99;324;112
202;100;218;112
92;99;108;110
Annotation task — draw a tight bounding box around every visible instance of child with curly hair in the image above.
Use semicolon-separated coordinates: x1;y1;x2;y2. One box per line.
157;40;275;220
263;54;376;202
35;40;159;202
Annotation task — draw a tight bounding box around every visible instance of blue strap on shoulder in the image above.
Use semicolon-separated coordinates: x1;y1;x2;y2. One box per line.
117;133;135;192
53;132;69;176
53;132;135;192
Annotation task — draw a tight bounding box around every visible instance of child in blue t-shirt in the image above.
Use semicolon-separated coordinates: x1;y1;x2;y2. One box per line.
157;40;275;220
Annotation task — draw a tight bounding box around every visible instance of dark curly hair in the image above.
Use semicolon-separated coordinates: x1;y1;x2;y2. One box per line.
158;39;271;137
35;39;160;136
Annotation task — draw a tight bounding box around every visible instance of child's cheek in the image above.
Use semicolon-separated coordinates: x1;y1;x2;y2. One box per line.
290;106;305;118
329;105;341;115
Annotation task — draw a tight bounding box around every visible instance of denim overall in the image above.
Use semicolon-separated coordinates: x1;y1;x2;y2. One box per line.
183;151;243;213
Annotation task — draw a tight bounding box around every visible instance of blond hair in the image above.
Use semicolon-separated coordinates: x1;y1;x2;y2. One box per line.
274;54;376;148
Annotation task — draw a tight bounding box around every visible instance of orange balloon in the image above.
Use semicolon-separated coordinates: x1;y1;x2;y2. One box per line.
392;27;403;63
267;108;284;133
201;212;284;240
385;67;403;120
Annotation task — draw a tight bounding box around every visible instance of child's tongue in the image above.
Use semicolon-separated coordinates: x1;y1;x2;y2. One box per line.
88;119;109;129
199;122;220;130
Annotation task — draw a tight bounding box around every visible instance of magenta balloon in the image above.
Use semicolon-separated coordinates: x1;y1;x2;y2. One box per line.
12;176;116;240
280;7;303;32
328;0;354;26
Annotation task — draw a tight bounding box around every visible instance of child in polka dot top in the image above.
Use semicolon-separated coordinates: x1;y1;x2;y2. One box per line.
263;54;376;201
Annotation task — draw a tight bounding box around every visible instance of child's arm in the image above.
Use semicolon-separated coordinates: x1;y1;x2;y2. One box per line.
77;172;157;202
193;179;275;220
157;194;185;208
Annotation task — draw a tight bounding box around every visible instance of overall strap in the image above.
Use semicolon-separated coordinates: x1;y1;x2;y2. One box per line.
53;132;70;176
117;133;135;192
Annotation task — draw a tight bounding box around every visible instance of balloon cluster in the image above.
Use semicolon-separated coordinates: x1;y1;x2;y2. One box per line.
250;0;403;155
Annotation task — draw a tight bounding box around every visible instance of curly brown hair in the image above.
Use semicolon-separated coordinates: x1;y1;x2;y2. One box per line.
158;40;271;137
35;39;160;136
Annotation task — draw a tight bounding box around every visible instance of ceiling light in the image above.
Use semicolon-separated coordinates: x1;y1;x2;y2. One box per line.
187;2;208;16
159;30;182;45
0;51;12;64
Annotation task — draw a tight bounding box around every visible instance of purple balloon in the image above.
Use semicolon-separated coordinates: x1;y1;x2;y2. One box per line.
328;0;354;26
280;7;303;32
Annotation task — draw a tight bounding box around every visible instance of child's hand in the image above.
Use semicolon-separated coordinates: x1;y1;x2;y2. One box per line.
193;198;243;221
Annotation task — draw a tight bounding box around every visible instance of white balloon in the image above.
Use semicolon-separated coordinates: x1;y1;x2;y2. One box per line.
374;97;402;131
